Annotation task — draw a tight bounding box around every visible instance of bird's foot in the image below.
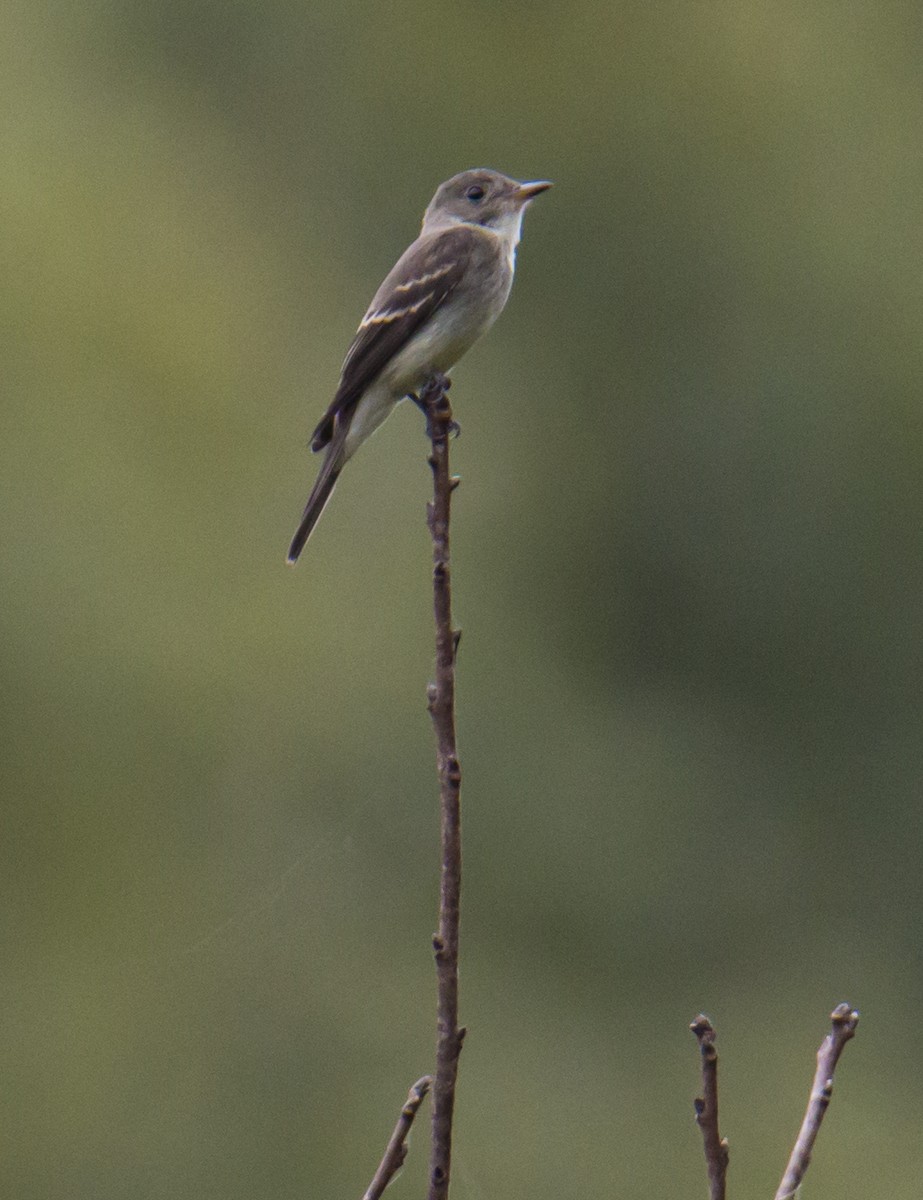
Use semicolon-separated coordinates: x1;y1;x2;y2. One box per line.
411;374;458;439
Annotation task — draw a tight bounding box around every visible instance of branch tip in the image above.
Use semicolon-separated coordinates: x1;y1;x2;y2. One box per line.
690;1013;728;1200
361;1076;433;1200
772;1003;860;1200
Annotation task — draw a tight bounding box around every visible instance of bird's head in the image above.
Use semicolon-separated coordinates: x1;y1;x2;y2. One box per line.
422;169;552;241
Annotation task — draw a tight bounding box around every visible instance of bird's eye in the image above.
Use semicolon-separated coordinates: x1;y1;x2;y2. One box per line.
465;184;485;202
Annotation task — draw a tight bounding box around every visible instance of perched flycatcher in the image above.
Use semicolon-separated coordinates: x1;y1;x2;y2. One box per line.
286;168;551;563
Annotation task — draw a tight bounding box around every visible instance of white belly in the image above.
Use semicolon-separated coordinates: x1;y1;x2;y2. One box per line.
342;256;514;461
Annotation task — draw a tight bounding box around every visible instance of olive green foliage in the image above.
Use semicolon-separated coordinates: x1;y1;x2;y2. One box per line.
4;1;921;1196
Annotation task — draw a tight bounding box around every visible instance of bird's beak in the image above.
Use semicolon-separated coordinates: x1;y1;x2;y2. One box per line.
515;180;553;203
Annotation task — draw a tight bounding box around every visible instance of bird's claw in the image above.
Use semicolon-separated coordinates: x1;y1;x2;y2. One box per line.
409;379;458;439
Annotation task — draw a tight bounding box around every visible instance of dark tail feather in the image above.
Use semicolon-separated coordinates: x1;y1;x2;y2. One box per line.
286;447;343;564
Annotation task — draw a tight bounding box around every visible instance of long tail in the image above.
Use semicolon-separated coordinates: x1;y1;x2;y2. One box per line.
286;433;346;564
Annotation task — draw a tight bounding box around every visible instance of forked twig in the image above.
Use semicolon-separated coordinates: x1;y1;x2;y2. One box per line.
773;1003;859;1200
690;1014;729;1200
361;1076;432;1200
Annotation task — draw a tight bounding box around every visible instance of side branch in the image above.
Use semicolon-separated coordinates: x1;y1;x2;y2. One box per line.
361;1076;432;1200
773;1003;859;1200
690;1015;729;1200
421;374;465;1200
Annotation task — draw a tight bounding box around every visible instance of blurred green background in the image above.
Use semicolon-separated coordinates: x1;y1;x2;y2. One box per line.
4;0;922;1195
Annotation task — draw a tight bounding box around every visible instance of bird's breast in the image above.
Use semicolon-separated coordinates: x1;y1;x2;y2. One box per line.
382;266;514;394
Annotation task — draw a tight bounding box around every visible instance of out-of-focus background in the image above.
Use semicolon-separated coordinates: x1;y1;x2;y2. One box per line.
4;1;922;1196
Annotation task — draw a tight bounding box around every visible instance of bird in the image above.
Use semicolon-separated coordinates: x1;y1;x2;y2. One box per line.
286;168;551;563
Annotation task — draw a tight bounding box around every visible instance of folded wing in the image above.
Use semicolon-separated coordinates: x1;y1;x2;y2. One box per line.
310;226;476;451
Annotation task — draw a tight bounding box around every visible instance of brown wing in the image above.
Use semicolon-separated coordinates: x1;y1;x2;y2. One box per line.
310;226;476;451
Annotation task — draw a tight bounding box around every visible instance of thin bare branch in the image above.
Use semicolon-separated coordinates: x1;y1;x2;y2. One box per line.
361;1076;432;1200
690;1014;729;1200
773;1002;860;1200
421;374;465;1200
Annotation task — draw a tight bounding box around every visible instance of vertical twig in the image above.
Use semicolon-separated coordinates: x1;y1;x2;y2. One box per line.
360;1076;432;1200
420;373;465;1200
773;1003;859;1200
690;1015;729;1200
